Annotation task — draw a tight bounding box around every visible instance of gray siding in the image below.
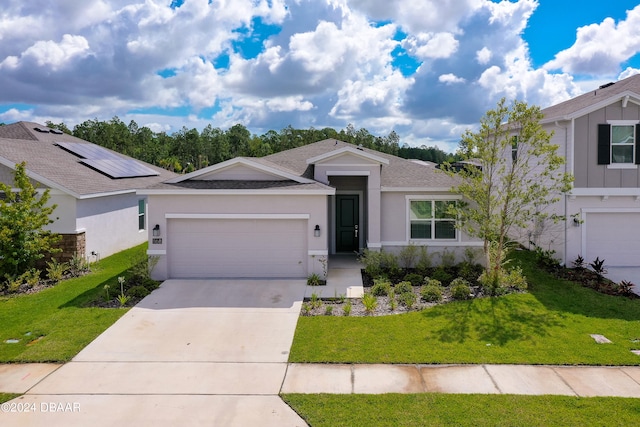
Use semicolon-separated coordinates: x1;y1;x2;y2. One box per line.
574;102;640;188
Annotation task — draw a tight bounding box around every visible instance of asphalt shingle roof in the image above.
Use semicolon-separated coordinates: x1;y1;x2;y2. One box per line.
541;74;640;121
263;139;459;189
0;122;177;197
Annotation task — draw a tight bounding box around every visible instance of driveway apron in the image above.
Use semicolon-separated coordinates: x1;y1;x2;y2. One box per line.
3;280;308;426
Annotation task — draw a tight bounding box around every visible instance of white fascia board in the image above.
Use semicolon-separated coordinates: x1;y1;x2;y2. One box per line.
381;187;453;192
306;147;390;165
569;188;640;197
166;157;314;184
166;213;310;220
138;188;336;196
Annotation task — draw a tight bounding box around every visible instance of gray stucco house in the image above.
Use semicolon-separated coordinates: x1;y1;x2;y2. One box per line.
141;139;482;280
0;122;177;262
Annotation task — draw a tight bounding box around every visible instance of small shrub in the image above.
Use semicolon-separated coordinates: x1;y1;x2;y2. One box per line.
68;252;90;277
420;283;443;302
478;270;509;296
380;250;401;278
398;243;418;268
457;262;483;283
403;273;423;286
398;291;416;309
324;305;333;316
142;278;160;292
22;269;40;287
360;249;383;278
309;292;323;309
362;293;378;314
450;280;472;300
589;257;607;278
117;294;130;307
431;267;453;286
301;302;312;316
104;284;111;301
343;300;352;316
394;281;413;295
506;267;527;291
371;279;392;296
45;258;67;282
127;285;150;299
534;246;560;270
415;246;432;275
617;280;635;296
572;255;585;270
307;273;322;286
423;277;442;288
388;289;398;311
440;248;456;268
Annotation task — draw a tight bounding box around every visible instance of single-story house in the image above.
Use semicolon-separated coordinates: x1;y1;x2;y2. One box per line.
0;121;177;262
536;73;640;267
141;139;482;280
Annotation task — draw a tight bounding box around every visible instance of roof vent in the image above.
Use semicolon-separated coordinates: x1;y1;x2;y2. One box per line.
599;82;615;89
34;127;50;133
50;129;64;135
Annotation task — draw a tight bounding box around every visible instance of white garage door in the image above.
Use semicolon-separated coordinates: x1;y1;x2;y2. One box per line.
167;218;307;278
585;212;640;266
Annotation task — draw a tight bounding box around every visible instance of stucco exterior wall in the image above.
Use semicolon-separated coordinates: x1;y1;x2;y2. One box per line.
146;193;329;280
76;193;147;259
380;191;483;265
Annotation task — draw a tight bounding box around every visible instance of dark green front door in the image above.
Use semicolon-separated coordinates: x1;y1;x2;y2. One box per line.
336;194;359;252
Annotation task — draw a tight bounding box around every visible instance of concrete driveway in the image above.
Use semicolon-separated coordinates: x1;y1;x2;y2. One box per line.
4;280;308;426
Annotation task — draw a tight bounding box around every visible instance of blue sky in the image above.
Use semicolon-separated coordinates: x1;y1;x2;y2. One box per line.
1;0;640;153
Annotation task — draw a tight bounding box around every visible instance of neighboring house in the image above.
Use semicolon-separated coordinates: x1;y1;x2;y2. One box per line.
141;139;482;280
0;122;177;262
534;73;640;266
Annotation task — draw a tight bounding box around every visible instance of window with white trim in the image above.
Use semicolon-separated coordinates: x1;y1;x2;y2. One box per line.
611;125;635;163
138;199;145;231
409;200;457;240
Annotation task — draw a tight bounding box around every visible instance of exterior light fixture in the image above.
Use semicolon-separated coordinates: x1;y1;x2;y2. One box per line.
153;224;161;237
572;217;581;227
314;224;321;237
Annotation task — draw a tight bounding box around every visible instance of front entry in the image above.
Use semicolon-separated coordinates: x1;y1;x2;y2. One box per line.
336;194;359;252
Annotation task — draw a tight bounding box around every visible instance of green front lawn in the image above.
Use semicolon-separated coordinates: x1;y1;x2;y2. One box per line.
283;394;640;427
0;244;147;362
289;250;640;365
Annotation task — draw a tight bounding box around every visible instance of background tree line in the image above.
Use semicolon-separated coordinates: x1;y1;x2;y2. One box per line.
39;118;457;173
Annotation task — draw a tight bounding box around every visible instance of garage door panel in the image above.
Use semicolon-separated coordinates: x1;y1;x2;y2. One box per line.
168;219;307;278
586;213;640;267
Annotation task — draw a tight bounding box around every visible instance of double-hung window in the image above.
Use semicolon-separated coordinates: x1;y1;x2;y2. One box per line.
409;200;457;240
598;122;640;167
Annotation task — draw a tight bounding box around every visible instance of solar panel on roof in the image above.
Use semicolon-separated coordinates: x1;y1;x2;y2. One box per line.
55;142;159;179
81;159;159;178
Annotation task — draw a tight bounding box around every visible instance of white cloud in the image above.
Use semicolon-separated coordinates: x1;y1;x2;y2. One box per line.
439;74;465;84
1;34;90;71
404;32;459;60
544;5;640;75
476;47;492;64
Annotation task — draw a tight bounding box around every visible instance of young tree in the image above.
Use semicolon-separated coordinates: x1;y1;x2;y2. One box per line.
0;162;60;277
444;98;573;285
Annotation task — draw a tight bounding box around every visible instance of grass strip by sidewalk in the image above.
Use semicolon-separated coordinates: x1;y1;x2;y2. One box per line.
282;394;640;427
0;244;146;363
289;250;640;365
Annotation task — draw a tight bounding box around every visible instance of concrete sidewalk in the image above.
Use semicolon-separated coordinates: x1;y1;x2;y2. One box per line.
3;362;640;397
280;363;640;397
